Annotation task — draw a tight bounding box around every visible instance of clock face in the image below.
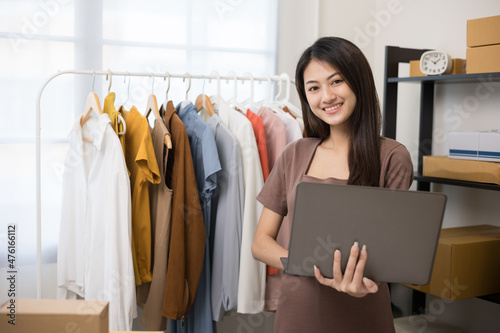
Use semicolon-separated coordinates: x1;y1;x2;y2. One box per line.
420;51;451;75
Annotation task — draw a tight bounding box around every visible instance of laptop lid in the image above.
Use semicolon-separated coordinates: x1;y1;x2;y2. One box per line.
284;182;447;285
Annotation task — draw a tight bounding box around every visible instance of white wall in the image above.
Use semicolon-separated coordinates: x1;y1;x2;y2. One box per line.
277;0;500;331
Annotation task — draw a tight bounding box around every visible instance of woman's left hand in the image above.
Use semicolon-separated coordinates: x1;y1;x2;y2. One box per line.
314;241;379;298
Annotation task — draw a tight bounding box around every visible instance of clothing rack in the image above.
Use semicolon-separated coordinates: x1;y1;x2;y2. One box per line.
35;69;293;299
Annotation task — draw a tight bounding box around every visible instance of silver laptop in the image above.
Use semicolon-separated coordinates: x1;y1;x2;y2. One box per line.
282;182;447;285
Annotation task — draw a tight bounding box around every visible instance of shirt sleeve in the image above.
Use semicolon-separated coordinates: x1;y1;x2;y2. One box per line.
136;125;162;185
382;143;414;190
256;143;292;217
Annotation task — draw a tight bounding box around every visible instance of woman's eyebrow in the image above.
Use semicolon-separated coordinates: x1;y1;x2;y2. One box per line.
305;72;339;85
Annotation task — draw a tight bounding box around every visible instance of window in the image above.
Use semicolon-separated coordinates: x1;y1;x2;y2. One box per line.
0;0;278;300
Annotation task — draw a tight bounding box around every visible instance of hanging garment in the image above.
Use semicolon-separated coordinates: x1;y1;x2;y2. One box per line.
276;110;303;144
256;106;288;278
283;105;304;133
160;101;206;321
211;97;265;314
257;106;287;172
198;111;244;322
123;107;162;286
103;92;126;155
57;114;136;331
246;109;270;181
170;101;221;333
137;118;173;331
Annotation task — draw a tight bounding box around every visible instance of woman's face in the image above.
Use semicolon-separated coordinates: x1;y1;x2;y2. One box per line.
303;59;356;131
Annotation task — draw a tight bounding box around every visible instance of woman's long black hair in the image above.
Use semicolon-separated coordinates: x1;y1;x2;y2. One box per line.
295;36;381;186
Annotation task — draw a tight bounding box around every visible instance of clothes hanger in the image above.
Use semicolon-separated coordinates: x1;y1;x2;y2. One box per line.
104;70;126;135
80;71;103;125
145;73;172;148
257;73;271;106
258;72;284;114
118;72;131;119
208;71;222;105
241;72;260;112
279;72;302;118
195;77;215;116
179;73;192;111
162;71;171;109
227;71;246;113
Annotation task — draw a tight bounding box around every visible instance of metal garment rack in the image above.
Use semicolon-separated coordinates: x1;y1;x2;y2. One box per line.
35;69;292;298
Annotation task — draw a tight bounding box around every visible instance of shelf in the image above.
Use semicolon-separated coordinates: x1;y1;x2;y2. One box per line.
414;173;500;191
388;71;500;84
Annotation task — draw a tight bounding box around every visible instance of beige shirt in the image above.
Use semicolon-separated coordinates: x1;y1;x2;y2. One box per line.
136;118;173;331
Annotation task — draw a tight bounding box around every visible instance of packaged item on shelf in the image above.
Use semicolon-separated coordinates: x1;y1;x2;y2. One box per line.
466;44;500;74
403;225;500;301
410;60;425;77
467;14;500;48
410;59;465;77
0;299;108;333
448;130;500;162
449;58;466;74
423;155;500;185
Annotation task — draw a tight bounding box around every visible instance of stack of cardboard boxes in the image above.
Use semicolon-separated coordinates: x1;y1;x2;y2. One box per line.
422;16;500;185
466;15;500;73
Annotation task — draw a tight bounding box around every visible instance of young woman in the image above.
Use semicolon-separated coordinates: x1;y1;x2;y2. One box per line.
252;37;414;332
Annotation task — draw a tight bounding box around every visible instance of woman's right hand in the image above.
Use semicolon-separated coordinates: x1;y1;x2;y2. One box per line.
314;242;379;298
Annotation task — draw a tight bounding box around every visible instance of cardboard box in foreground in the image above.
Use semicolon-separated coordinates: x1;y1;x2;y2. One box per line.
0;298;108;333
423;155;500;185
404;225;500;301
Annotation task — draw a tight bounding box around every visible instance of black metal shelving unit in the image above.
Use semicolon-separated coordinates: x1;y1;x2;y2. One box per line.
382;45;500;312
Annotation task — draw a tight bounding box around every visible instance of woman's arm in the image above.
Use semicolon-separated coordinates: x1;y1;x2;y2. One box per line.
251;207;288;270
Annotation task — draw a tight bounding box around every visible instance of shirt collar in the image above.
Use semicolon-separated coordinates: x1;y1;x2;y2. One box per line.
210;95;230;127
74;113;111;151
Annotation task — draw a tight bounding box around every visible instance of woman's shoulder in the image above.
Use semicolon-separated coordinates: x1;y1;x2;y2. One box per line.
284;137;321;153
380;136;411;157
278;137;321;166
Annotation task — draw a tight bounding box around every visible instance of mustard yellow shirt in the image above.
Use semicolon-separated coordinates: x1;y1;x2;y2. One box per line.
124;106;161;285
103;93;126;154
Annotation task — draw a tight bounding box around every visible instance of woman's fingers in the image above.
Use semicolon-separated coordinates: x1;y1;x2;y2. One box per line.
362;277;379;293
339;242;359;289
351;244;367;289
332;249;343;283
314;242;378;297
314;265;335;287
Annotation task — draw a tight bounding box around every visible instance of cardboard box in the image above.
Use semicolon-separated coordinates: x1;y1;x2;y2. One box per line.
449;59;466;75
410;59;465;77
466;44;500;73
410;60;425;77
449;131;500;162
404;225;500;301
0;299;108;333
423;155;500;185
394;315;463;332
467;15;500;47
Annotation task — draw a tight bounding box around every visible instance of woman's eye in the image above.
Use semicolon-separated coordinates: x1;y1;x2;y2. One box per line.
307;86;319;92
332;79;343;85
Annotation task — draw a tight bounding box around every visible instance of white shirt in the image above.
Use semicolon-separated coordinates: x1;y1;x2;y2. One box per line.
276;111;303;144
211;97;266;314
57;114;137;331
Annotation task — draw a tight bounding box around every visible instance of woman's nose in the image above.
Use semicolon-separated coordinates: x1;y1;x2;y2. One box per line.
322;87;336;103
